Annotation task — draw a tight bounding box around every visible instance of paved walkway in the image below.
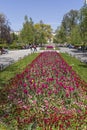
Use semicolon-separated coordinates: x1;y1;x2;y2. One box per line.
0;48;40;70
0;47;87;70
59;47;87;63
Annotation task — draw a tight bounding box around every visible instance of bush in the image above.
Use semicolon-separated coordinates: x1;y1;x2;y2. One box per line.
0;43;8;49
9;43;23;50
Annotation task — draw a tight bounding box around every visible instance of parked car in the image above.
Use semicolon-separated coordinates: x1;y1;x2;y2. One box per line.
67;44;74;49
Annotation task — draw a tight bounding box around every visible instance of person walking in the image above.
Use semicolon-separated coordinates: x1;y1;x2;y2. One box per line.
33;45;37;52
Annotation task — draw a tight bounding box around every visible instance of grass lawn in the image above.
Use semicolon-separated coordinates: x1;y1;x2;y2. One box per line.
61;53;87;83
0;53;39;89
40;47;59;50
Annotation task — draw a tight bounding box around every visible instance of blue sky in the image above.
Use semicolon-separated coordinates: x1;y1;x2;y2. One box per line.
0;0;84;31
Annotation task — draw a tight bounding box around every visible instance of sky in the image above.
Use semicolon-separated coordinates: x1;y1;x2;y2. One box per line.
0;0;84;31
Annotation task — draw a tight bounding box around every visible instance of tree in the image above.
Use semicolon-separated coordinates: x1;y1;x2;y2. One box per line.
20;16;35;44
70;25;82;45
54;9;79;45
34;21;52;45
79;7;87;43
0;13;11;44
10;32;19;43
20;17;52;46
62;10;79;36
54;26;66;43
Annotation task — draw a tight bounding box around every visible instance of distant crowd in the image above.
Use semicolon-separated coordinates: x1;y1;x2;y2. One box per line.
22;44;37;52
0;44;38;55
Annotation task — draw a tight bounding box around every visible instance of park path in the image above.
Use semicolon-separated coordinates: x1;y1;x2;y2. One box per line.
0;48;40;70
59;47;87;63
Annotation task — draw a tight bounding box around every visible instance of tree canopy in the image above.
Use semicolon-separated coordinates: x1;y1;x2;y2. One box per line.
0;13;11;44
20;16;53;45
54;7;87;46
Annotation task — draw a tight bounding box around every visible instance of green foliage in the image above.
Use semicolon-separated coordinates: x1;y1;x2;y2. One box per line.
20;16;35;44
70;25;82;45
0;13;11;44
54;10;80;44
62;9;79;35
34;22;52;45
0;43;8;49
55;7;87;45
10;32;19;43
20;16;52;45
80;7;87;43
54;26;66;43
0;122;9;130
9;42;22;50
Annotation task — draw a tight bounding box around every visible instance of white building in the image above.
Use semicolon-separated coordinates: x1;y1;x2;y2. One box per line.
10;31;20;35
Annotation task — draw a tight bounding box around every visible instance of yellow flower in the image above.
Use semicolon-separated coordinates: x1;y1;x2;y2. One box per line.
32;79;34;82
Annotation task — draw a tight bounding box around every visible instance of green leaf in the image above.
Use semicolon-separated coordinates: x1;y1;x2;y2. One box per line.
28;123;33;130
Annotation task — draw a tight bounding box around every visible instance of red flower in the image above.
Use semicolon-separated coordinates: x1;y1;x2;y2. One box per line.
23;89;28;94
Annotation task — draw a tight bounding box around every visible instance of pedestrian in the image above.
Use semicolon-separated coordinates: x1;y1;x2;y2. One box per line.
33;45;37;52
30;44;33;51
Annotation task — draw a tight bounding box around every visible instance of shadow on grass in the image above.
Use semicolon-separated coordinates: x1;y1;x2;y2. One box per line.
0;64;22;88
78;64;87;68
0;64;24;103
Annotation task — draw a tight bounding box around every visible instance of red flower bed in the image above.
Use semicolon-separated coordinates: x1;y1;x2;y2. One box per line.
0;52;87;129
46;46;54;49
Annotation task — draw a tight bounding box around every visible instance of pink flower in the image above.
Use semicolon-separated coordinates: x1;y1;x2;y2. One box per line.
28;94;32;99
23;89;28;94
36;88;42;95
64;86;67;89
44;100;48;104
23;83;27;87
69;87;74;92
66;93;69;97
48;90;52;95
18;100;22;104
32;100;37;105
22;105;28;110
77;109;81;114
